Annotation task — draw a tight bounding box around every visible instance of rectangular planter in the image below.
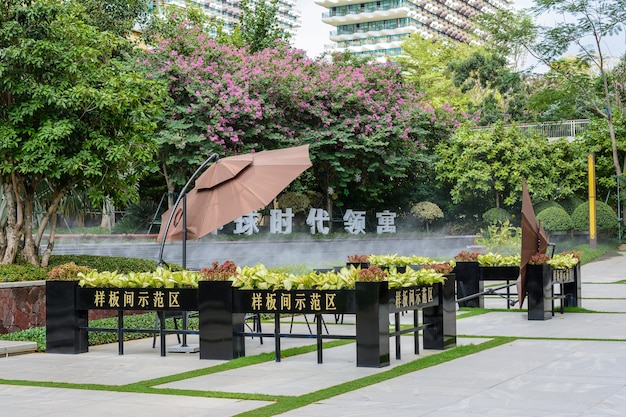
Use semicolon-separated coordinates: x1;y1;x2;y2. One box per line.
454;261;482;308
479;266;520;281
198;281;245;360
356;281;390;367
423;276;457;350
45;281;88;354
526;264;552;320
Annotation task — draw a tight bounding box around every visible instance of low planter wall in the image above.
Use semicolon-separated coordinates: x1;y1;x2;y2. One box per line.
0;281;46;334
0;281;139;334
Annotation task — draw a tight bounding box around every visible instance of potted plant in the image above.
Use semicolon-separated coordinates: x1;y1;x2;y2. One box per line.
355;264;390;367
453;251;481;307
198;260;245;360
477;253;520;281
347;254;370;269
46;263;94;354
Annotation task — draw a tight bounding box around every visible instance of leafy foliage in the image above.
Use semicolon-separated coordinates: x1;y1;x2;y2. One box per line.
47;255;163;273
482;208;512;225
571;201;618;233
475;220;521;255
0;0;167;265
477;252;521;267
143;17;467;213
0;264;48;282
411;202;444;222
536;206;573;232
435;123;582;210
47;262;93;281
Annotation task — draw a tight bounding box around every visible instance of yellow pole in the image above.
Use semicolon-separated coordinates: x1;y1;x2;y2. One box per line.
588;153;597;248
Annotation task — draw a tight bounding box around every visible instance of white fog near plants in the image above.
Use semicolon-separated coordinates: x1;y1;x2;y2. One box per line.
51;235;477;271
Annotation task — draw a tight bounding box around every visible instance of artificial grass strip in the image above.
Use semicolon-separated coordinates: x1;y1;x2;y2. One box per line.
231;336;516;417
128;339;354;389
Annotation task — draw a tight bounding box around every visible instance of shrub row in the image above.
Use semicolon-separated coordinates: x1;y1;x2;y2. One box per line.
1;255;171;283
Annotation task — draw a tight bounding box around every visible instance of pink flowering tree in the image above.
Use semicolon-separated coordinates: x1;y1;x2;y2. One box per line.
144;20;468;212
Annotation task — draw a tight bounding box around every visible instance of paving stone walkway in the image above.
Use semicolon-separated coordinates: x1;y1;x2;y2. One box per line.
1;253;625;416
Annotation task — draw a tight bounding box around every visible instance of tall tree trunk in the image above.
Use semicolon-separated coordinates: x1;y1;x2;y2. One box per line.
21;183;39;266
1;176;23;264
40;212;57;268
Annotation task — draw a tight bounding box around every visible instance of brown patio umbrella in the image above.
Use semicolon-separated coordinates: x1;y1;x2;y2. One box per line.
157;145;312;244
517;180;549;307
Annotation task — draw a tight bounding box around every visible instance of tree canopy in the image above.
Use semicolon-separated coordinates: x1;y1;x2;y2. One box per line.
0;0;166;265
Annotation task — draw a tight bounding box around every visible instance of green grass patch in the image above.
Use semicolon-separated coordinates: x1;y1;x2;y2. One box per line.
232;337;515;417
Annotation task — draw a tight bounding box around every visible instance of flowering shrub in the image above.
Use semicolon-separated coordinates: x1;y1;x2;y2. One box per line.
47;262;93;281
200;260;239;281
144;19;471;209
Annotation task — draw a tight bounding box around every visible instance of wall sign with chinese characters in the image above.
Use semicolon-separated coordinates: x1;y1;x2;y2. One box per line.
232;290;356;314
75;288;198;311
389;285;439;313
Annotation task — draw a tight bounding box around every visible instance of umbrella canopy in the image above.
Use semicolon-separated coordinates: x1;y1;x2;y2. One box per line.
518;180;549;307
157;145;312;242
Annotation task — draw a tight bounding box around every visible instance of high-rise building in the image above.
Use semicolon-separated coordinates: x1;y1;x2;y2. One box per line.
162;0;301;36
315;0;510;60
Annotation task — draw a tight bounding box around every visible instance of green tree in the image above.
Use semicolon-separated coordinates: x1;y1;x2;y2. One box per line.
448;49;525;124
524;57;596;121
435;123;566;209
80;0;150;37
230;0;291;52
0;0;166;265
481;2;626;175
395;35;470;108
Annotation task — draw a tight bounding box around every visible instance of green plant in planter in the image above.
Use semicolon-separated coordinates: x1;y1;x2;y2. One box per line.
387;266;447;288
368;254;433;267
477;252;520;267
77;267;200;288
527;251;580;269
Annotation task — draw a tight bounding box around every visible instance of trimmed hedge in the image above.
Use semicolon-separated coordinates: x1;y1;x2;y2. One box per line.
0;255;177;283
536;206;573;232
571;201;618;233
482;207;512;225
560;196;585;215
534;200;564;215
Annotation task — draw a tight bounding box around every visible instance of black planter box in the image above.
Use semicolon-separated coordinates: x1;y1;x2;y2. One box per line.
356;281;390;367
526;264;552;320
454;261;482;308
479;266;520;281
46;281;88;354
198;281;245;360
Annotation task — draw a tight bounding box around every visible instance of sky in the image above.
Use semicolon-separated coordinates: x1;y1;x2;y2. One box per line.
291;0;626;64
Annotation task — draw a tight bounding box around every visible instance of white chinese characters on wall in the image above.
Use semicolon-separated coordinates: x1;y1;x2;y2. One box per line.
228;208;396;235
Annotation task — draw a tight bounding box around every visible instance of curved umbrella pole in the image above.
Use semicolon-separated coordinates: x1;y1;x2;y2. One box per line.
157;153;220;267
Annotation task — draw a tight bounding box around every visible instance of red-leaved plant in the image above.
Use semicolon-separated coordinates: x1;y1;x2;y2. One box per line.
200;260;238;281
347;254;369;263
47;262;93;281
357;265;387;282
426;262;454;274
454;250;480;262
528;253;551;265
